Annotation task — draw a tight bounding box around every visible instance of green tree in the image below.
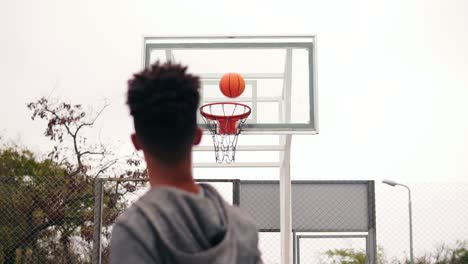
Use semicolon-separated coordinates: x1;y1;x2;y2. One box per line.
0;147;71;263
326;246;388;264
326;248;367;264
0;97;146;264
325;242;468;264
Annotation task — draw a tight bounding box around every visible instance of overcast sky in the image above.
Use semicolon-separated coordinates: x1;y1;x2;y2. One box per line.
2;0;468;183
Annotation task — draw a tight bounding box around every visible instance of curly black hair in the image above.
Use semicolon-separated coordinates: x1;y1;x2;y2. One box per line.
127;61;200;164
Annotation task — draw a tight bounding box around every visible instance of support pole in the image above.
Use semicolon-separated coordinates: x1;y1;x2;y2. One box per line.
367;181;377;264
93;178;104;264
293;231;297;264
233;179;241;206
280;47;294;264
405;186;414;264
280;135;293;264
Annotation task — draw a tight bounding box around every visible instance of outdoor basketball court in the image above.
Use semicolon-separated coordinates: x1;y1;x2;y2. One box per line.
3;2;468;264
92;36;377;264
149;35;317;264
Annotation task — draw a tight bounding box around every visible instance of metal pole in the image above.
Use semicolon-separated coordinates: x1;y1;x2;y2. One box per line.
367;181;377;264
296;235;301;264
93;178;104;264
280;135;293;264
233;179;240;206
383;180;414;264
279;47;293;264
402;185;414;264
293;231;297;264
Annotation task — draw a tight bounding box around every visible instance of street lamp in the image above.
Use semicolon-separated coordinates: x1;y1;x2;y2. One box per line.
383;180;414;264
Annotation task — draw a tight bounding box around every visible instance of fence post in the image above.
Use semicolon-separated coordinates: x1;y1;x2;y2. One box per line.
233;179;240;206
367;181;377;264
296;236;301;264
93;178;104;264
293;231;297;264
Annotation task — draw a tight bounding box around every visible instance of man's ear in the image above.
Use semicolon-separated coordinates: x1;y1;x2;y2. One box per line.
131;133;142;150
193;128;203;146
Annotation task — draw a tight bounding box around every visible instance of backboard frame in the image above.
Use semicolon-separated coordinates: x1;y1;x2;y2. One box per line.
142;35;318;135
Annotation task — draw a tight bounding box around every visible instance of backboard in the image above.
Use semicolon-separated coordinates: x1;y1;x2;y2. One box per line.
143;36;317;134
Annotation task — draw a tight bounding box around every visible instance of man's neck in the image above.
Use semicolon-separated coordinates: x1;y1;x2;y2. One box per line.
145;154;199;194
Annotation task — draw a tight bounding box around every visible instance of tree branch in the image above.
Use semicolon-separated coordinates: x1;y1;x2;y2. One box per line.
74;103;109;137
94;159;119;178
79;150;106;157
43;107;74;139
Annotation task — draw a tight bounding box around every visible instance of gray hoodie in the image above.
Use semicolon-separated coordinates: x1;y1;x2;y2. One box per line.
110;184;263;264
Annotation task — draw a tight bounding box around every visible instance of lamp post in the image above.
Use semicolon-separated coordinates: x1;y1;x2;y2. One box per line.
383;180;414;264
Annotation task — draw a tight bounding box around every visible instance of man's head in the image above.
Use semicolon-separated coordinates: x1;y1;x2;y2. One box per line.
127;61;201;165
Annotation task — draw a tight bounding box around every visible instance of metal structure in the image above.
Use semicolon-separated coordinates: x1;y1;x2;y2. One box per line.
93;179;377;264
296;234;368;264
143;35;318;135
383;180;414;264
239;180;377;264
142;35;317;264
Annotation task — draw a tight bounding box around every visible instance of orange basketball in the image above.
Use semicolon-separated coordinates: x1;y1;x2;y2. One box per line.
219;73;245;98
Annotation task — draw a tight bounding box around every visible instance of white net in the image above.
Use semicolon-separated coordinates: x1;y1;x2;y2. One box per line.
200;103;251;163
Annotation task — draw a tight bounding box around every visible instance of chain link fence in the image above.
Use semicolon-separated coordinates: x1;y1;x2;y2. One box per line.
296;235;368;264
1;177;468;264
92;179;376;264
0;173;95;264
375;182;468;263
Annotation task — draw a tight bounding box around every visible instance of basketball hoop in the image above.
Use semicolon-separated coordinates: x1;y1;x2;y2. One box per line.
200;102;251;163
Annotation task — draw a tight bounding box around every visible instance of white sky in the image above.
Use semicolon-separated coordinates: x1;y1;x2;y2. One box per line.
2;0;468;184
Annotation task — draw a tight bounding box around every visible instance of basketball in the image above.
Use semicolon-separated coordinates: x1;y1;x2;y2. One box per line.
219;73;245;98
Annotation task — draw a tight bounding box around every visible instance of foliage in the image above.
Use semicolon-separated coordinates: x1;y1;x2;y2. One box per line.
326;246;388;264
325;242;468;264
326;248;367;264
0;147;91;263
0;97;146;264
409;241;468;264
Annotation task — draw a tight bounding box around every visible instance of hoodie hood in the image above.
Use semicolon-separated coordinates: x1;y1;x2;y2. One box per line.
133;184;261;264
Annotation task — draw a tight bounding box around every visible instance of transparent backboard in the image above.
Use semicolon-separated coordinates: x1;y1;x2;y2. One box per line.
143;36;317;134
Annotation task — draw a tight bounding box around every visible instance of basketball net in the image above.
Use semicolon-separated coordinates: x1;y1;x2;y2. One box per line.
200;102;251;163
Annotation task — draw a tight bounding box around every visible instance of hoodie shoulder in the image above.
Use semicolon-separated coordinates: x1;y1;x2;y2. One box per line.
201;184;261;259
111;201;166;263
201;184;258;230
